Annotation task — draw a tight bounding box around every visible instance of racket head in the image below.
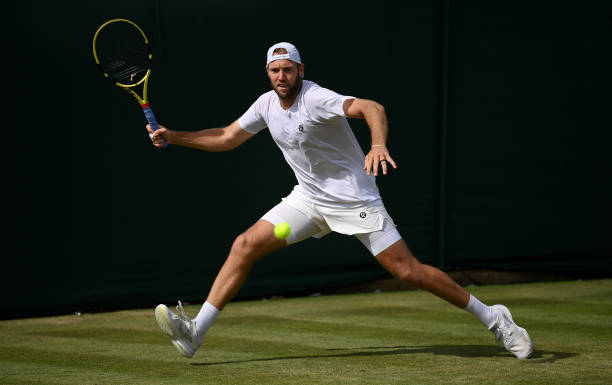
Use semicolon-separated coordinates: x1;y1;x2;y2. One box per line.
92;19;152;88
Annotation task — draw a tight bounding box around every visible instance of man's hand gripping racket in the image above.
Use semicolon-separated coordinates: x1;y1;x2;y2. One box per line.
146;124;169;148
93;18;167;148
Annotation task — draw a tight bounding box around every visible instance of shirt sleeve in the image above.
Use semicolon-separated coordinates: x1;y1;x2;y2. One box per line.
306;85;354;122
238;95;268;134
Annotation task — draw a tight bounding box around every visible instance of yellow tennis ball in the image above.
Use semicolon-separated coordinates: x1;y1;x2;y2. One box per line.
274;222;291;240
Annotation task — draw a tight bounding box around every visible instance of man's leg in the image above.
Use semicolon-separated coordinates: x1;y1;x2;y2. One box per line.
185;220;287;349
374;238;469;308
375;238;533;359
155;220;284;358
205;220;286;310
155;200;322;358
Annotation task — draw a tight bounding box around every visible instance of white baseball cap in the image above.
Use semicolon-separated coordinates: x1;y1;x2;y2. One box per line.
266;42;301;66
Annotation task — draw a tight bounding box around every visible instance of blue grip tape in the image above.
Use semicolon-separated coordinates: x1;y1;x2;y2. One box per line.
142;104;167;148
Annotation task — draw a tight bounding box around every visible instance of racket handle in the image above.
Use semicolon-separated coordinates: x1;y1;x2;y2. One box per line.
142;103;167;148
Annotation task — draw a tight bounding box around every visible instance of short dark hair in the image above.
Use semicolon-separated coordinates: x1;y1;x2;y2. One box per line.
272;48;288;55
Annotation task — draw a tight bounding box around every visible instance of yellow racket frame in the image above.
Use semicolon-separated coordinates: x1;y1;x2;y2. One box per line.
92;18;153;105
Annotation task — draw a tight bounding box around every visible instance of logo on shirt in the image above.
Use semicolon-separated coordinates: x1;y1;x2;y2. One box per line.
359;212;367;219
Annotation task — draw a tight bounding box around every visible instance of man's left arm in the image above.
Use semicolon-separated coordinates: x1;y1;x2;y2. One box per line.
343;98;397;176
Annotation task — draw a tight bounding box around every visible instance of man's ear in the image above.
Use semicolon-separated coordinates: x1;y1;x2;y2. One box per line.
299;63;305;78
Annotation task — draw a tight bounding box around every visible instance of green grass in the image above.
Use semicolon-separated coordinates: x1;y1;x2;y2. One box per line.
1;280;611;384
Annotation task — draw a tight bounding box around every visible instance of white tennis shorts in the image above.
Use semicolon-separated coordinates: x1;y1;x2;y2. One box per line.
261;191;402;256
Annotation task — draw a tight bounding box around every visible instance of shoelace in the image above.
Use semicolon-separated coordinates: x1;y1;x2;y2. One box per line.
492;314;505;345
175;301;197;338
493;316;515;347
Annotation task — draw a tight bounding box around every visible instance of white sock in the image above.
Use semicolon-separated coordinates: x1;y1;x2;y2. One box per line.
464;294;497;329
194;301;220;336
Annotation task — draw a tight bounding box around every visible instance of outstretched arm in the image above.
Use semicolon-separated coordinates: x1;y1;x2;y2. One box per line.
146;119;254;152
343;98;397;176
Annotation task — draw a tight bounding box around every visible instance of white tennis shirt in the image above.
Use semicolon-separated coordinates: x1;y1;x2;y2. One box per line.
238;80;382;208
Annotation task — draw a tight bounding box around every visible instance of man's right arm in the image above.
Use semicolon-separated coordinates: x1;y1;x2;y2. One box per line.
147;119;254;152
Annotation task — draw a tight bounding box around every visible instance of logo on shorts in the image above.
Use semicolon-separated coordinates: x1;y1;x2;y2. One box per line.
298;125;304;133
359;212;367;218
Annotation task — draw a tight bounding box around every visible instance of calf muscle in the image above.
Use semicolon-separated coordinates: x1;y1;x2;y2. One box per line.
376;239;469;308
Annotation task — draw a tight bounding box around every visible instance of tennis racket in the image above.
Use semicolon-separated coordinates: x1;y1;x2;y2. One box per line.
92;18;166;147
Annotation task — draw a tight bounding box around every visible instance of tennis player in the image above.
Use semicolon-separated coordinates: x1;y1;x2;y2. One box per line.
148;42;533;360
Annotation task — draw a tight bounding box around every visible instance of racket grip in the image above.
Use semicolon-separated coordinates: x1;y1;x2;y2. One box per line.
142;103;167;148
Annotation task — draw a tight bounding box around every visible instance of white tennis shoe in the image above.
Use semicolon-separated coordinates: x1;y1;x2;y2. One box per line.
489;304;533;359
155;301;202;358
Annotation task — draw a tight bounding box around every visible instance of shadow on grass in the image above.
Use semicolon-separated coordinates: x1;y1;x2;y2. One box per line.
191;345;577;366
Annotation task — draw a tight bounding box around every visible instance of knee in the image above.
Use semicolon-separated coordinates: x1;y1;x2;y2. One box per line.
396;263;424;288
229;232;260;263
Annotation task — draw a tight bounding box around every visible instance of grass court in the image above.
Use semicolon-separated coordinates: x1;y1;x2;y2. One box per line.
1;279;610;384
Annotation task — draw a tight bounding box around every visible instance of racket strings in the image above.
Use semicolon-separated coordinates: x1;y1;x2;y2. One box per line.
95;22;150;85
109;63;148;84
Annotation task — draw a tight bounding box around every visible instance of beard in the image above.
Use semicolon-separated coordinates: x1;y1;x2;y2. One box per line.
271;76;303;101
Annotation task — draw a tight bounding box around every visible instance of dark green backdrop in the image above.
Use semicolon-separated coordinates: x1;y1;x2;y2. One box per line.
3;1;610;319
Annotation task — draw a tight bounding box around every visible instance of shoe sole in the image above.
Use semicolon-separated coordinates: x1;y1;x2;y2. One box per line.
155;304;195;358
172;339;195;358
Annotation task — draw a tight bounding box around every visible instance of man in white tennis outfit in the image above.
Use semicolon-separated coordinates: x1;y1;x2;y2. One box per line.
148;42;533;360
